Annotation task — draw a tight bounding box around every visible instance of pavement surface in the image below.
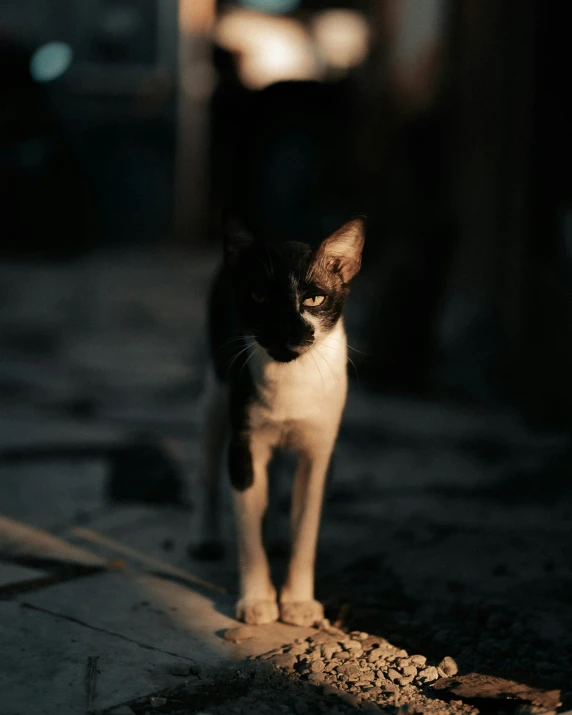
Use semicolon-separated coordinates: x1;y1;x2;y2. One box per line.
0;251;570;714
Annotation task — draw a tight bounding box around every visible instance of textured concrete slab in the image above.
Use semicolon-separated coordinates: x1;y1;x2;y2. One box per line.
0;600;195;715
21;570;315;667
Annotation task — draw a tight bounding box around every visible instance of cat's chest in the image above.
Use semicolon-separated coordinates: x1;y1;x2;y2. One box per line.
248;349;347;426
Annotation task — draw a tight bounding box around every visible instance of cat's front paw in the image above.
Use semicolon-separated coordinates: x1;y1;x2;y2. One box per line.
279;599;324;627
236;599;279;625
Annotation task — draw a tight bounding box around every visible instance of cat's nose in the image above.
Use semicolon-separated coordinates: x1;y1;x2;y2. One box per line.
288;328;314;349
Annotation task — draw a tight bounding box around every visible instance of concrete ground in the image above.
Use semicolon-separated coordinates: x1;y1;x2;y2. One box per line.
0;252;570;714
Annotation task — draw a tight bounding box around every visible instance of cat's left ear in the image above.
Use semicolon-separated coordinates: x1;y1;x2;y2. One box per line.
223;218;255;263
314;216;366;284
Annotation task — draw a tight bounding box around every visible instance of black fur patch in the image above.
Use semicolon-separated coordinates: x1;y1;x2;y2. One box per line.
228;435;254;491
208;220;364;492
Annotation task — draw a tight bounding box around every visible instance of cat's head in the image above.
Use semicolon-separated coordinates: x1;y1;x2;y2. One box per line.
224;217;366;363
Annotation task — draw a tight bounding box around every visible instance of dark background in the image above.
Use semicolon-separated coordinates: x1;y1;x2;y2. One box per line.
2;0;571;421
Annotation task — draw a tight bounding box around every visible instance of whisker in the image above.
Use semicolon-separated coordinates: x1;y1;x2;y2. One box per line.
224;342;256;379
238;344;257;383
310;350;325;395
318;341;360;383
324;336;369;356
315;347;340;390
214;335;251;354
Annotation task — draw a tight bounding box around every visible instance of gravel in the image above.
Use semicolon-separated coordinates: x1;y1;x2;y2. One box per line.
249;621;475;714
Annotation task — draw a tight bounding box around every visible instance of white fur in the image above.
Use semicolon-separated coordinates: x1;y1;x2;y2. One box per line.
197;318;349;626
249;319;348;431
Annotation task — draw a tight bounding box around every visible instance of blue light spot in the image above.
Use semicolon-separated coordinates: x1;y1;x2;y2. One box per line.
238;0;301;14
30;42;73;83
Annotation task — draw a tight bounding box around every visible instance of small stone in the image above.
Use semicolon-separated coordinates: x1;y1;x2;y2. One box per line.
336;663;361;680
224;626;254;642
323;644;342;659
388;668;401;682
288;644;309;656
310;632;338;645
308;672;326;685
260;647;284;660
337;651;351;661
150;697;167;707
417;666;439;683
401;665;418;678
438;656;458;676
437;668;448;678
361;636;384;651
368;651;385;663
410;655;427;667
270;653;298;672
311;660;325;673
345;639;362;650
306;649;323;663
398;676;414;686
395;649;409;658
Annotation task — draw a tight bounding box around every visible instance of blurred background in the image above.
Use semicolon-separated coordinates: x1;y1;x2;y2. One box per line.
1;0;571;417
1;1;572;708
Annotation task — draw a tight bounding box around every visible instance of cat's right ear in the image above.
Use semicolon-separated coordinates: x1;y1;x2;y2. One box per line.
223;218;254;264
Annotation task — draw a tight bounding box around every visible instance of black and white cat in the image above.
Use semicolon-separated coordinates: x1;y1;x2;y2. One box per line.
195;217;365;627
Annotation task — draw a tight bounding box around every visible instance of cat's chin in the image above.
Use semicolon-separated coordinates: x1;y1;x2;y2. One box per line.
266;347;301;363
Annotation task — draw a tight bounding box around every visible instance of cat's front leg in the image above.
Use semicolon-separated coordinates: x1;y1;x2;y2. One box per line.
279;433;336;627
230;435;279;625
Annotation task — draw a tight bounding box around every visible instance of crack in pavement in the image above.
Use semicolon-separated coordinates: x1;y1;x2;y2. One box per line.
20;602;214;667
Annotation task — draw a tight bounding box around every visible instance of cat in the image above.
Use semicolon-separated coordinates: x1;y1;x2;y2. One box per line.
194;216;366;627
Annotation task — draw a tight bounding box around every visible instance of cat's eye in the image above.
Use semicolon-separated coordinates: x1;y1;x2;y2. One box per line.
303;295;326;307
252;291;267;304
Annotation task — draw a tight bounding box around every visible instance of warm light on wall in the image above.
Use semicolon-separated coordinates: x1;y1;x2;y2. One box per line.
216;9;318;89
311;10;369;71
215;8;370;89
179;0;216;35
